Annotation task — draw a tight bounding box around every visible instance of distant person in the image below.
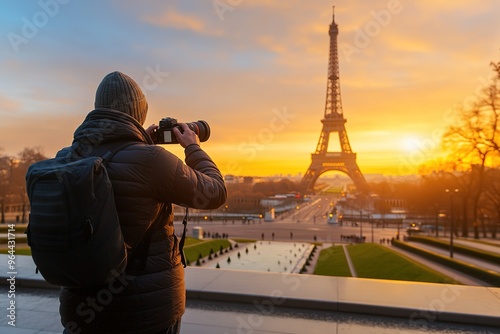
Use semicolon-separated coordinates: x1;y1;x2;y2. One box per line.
58;71;227;333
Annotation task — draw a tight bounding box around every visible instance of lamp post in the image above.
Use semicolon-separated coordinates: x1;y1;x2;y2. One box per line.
359;210;363;242
371;216;374;243
445;188;459;258
434;204;439;238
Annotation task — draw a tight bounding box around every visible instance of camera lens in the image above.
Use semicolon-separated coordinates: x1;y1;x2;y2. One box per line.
189;121;210;142
154;118;211;145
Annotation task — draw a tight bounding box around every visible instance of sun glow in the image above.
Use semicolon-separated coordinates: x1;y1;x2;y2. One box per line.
401;136;422;153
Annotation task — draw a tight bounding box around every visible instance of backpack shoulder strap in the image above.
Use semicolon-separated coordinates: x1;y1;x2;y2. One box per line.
99;142;138;163
127;203;172;273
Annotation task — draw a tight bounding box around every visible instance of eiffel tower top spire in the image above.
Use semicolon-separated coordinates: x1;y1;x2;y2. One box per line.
324;5;343;119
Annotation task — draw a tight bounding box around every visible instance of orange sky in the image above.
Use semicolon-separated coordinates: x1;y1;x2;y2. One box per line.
1;1;499;177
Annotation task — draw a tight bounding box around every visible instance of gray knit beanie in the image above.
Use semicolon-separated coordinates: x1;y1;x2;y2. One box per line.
94;71;148;125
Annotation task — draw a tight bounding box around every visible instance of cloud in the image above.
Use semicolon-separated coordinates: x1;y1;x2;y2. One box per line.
142;7;223;36
0;94;22;113
255;35;288;55
382;33;433;54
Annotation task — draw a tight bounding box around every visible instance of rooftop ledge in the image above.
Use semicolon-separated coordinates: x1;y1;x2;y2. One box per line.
184;267;500;327
1;255;499;328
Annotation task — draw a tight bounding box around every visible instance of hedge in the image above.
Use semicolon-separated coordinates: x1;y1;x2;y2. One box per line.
408;236;500;265
392;239;500;287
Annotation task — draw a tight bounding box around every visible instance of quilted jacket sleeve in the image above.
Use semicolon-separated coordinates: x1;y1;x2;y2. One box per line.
151;144;227;209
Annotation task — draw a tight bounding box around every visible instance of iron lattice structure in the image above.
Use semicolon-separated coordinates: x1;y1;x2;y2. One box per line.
301;8;369;194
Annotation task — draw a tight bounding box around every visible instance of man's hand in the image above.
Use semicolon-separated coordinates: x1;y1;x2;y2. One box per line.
145;124;158;140
173;123;200;148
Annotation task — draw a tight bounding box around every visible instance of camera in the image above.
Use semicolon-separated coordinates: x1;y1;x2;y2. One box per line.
152;117;211;144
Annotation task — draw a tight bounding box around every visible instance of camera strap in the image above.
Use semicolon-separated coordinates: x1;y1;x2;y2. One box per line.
179;207;189;268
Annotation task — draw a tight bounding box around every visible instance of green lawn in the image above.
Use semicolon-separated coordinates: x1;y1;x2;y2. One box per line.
0;246;31;255
184;237;204;247
347;244;458;284
0;223;28;231
231;238;257;243
183;239;232;264
313;245;351;277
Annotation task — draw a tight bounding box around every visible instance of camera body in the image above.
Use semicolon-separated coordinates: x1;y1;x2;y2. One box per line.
152;117;210;144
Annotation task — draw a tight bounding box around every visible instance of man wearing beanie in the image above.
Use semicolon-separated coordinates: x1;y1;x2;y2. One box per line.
57;71;227;333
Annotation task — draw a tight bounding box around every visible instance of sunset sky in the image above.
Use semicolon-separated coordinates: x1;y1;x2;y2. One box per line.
1;1;499;177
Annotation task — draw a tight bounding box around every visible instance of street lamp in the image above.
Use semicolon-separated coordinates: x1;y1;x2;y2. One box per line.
223;205;228;224
445;188;459;258
359;210;363;242
371;216;374;243
434;203;439;238
295;205;300;222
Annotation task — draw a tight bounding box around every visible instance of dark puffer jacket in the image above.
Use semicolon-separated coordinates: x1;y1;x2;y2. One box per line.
58;109;227;333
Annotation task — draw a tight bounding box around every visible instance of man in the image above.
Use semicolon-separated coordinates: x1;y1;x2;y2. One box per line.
59;71;227;333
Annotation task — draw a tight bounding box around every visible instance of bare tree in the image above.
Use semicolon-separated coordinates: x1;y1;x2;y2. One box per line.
0;147;47;224
442;61;500;238
0;154;11;224
15;147;47;223
482;167;500;238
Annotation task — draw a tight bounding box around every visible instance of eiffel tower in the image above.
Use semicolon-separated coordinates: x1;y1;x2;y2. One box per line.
301;7;369;194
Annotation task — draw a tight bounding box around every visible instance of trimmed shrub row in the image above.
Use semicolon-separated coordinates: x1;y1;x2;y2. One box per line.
392;239;500;287
299;245;317;274
408;236;500;265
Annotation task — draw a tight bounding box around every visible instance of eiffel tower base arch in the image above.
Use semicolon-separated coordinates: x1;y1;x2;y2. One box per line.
300;153;369;194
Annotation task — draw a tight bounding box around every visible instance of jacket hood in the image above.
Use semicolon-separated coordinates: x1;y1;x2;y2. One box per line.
71;108;153;156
